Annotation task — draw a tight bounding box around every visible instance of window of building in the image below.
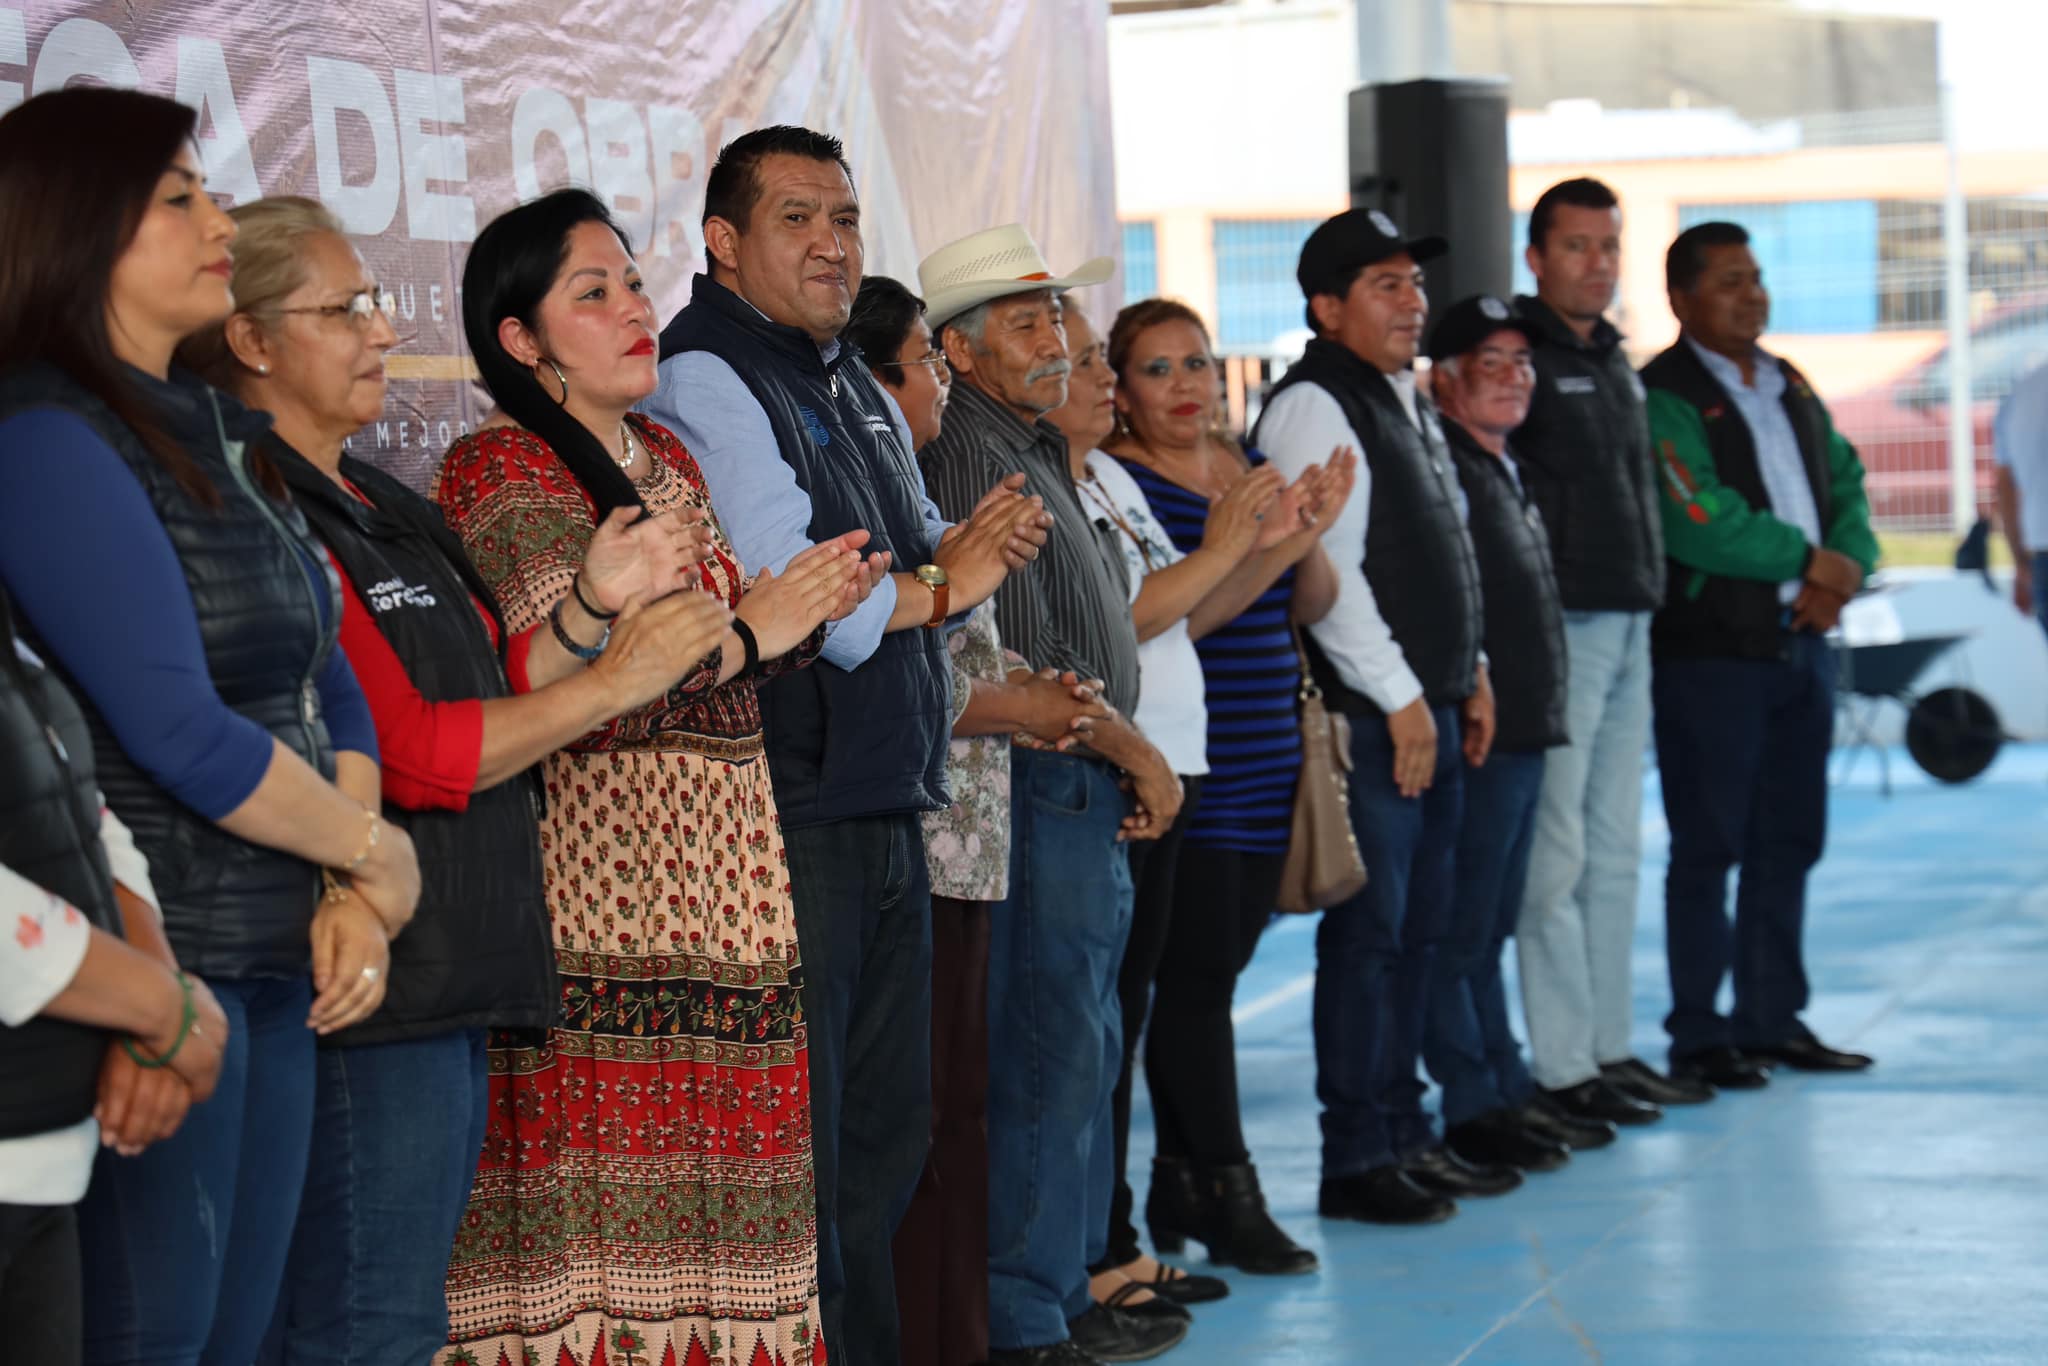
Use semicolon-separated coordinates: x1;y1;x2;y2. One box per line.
1121;220;1159;303
1213;217;1322;351
1511;210;1536;299
1676;200;1880;334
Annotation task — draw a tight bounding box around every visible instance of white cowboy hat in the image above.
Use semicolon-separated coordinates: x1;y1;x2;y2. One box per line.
917;223;1115;331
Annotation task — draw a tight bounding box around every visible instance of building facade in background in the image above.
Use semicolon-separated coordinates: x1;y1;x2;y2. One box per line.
1110;0;2048;530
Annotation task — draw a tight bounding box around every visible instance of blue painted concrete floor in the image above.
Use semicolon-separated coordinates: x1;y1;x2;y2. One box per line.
1130;744;2048;1364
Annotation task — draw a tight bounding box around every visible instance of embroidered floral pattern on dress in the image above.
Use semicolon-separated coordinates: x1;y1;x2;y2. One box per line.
432;416;824;1366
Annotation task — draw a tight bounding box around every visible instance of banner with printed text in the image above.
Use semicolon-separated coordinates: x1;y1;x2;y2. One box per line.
2;0;1117;487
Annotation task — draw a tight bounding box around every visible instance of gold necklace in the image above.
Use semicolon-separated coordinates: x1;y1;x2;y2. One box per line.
613;421;637;472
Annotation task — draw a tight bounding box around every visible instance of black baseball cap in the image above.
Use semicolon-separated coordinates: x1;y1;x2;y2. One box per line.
1295;208;1448;298
1426;293;1540;363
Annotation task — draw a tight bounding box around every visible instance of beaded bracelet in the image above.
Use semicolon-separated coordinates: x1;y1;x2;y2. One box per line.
549;596;611;662
122;972;196;1070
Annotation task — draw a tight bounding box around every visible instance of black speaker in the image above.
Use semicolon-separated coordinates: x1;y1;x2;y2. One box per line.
1347;78;1512;317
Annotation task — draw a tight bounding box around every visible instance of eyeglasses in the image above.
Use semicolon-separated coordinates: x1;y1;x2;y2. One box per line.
877;350;949;378
276;288;398;330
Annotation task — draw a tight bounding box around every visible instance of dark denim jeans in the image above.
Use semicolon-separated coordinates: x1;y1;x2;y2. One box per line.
260;1028;490;1366
1313;703;1464;1177
785;812;934;1366
1098;773;1201;1272
1423;749;1545;1127
987;748;1135;1351
80;975;317;1366
1;1202;81;1366
1655;634;1836;1058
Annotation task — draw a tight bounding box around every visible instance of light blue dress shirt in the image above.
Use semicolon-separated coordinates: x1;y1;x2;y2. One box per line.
1994;359;2048;551
640;339;952;671
1686;336;1822;601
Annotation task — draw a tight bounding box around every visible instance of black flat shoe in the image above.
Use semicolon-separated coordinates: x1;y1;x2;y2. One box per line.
1745;1037;1875;1072
1446;1109;1570;1173
1318;1164;1456;1225
1067;1303;1188;1363
990;1340;1102;1365
1516;1095;1618;1151
1404;1142;1523;1197
1671;1045;1770;1090
1602;1056;1716;1106
1131;1257;1230;1305
1545;1077;1663;1126
1100;1280;1191;1324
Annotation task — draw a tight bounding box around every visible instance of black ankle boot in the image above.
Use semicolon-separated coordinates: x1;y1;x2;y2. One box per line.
1198;1163;1318;1275
1143;1156;1207;1256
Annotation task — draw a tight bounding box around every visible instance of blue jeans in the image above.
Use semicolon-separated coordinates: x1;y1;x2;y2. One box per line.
1653;634;1836;1058
784;812;934;1366
1517;610;1653;1089
80;976;317;1366
1423;749;1545;1127
987;748;1135;1351
1313;702;1464;1178
260;1028;491;1366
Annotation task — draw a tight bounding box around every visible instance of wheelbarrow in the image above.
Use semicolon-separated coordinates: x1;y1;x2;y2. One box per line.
1831;631;2004;795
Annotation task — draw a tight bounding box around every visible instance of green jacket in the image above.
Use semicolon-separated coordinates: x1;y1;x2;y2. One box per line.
1639;340;1878;659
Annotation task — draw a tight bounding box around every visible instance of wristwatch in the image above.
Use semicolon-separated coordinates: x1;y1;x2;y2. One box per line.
913;563;950;628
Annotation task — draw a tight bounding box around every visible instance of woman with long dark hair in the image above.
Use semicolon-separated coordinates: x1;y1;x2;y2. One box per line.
428;188;865;1366
1104;298;1351;1276
178;195;742;1366
0;87;422;1364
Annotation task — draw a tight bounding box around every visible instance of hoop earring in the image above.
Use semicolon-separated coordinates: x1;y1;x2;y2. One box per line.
534;357;569;405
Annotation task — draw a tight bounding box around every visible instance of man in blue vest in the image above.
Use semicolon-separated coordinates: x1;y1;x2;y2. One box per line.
1257;210;1509;1227
644;126;1052;1366
1641;220;1880;1088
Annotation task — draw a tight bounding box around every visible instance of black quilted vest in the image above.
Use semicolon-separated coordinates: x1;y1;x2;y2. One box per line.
277;445;554;1043
1443;420;1569;753
0;364;337;980
0;586;123;1137
1256;340;1483;712
659;275;950;829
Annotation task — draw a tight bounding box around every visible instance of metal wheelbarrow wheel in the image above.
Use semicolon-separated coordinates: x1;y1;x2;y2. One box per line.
1903;686;2003;785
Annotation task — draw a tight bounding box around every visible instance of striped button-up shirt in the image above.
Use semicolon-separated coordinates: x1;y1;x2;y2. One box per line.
917;380;1141;717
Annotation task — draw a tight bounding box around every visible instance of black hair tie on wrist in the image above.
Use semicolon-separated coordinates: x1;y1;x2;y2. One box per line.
572;576;618;621
730;617;761;675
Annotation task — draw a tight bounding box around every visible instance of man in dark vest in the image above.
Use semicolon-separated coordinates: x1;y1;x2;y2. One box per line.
1642;220;1880;1090
1510;177;1706;1126
916;224;1188;1366
644;126;1052;1366
1255;209;1502;1227
1420;295;1619;1176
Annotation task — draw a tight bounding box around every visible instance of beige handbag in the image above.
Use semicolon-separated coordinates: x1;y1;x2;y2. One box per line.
1277;627;1368;914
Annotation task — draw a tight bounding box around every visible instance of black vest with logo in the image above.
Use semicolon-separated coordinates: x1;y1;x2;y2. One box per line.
1256;339;1483;713
0;585;124;1138
277;445;554;1044
1639;341;1836;662
1511;296;1666;612
0;364;337;980
659;275;950;829
1443;420;1569;753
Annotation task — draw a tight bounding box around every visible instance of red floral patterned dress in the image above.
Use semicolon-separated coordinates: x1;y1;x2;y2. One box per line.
432;416;824;1366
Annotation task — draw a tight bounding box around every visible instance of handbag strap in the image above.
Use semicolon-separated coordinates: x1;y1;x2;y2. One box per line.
1289;622;1321;704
